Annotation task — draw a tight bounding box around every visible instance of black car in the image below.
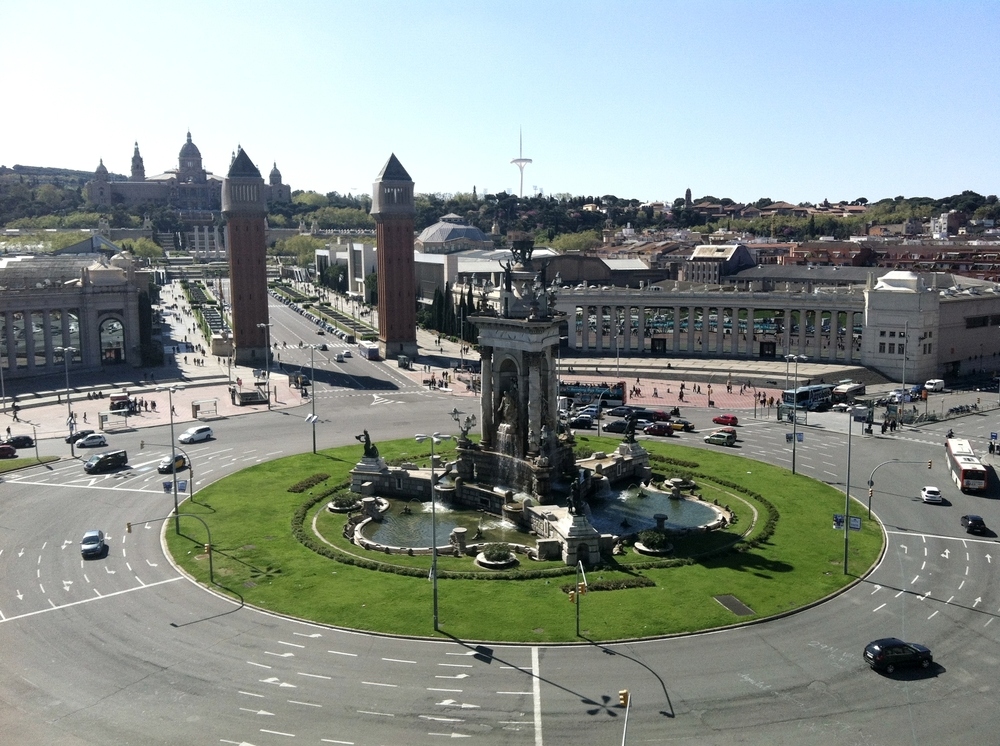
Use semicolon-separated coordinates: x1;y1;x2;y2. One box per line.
569;415;593;429
863;638;933;673
962;514;987;534
66;429;95;444
607;406;636;418
2;435;34;449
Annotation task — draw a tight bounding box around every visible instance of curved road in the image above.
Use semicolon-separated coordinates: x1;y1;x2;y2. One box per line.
2;305;1000;744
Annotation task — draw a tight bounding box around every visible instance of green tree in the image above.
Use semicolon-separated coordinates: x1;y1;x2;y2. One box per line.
118;237;163;259
275;234;326;266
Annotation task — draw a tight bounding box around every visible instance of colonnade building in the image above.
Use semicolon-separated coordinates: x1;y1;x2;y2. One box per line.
0;253;146;381
556;270;1000;382
459;267;1000;383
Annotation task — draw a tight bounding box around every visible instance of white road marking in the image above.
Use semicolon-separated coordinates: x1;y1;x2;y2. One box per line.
532;646;543;746
428;688;463;693
239;691;265;697
382;657;415;664
240;707;274;715
357;710;394;716
362;681;397;688
873;603;886;612
288;700;321;707
328;650;358;657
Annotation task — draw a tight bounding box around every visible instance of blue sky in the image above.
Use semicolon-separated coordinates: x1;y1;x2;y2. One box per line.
3;1;997;205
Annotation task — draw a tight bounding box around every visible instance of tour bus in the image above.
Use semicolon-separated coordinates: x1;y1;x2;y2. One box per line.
357;340;380;360
945;438;988;493
781;384;834;411
832;381;866;404
558;380;626;409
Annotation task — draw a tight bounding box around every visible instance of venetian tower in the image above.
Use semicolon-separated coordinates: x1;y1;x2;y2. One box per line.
223;147;269;366
371;154;418;359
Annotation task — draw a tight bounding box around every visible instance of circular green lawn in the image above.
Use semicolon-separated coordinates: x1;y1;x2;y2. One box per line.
165;436;883;643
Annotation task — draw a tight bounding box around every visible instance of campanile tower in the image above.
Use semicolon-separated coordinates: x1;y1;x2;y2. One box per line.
223;147;269;366
371;154;418;359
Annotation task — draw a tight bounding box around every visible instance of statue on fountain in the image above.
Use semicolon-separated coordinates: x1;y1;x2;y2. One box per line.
623;413;639;444
355;429;379;459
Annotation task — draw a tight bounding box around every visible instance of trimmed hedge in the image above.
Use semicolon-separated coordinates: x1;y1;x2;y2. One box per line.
287;473;331;493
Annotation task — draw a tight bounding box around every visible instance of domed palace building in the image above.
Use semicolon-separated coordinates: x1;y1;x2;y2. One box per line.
85;132;290;213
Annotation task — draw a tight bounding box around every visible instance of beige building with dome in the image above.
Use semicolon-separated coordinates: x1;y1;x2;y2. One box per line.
85;132;291;213
0;250;147;380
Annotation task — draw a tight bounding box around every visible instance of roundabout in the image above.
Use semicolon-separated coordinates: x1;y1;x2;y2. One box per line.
163;435;883;642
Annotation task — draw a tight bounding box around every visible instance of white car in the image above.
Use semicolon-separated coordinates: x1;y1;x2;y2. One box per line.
77;433;108;448
920;486;943;504
925;379;945;392
178;425;213;444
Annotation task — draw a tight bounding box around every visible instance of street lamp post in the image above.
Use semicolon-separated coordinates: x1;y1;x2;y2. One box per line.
157;385;184;534
415;431;452;632
0;345;6;414
257;322;272;410
308;344;318;453
785;354;807;474
54;346;77;456
844;407;853;575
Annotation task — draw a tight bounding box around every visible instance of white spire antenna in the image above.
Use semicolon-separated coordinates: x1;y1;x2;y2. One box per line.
510;129;532;198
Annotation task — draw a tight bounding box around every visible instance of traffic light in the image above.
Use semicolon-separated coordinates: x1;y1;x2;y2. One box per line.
204;543;212;555
618;689;630;707
140;440;145;450
928;460;932;469
868;488;873;499
577;582;588;595
126;522;132;534
568;590;576;604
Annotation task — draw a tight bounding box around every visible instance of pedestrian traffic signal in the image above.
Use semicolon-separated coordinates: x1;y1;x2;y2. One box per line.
928;460;932;469
618;689;630;707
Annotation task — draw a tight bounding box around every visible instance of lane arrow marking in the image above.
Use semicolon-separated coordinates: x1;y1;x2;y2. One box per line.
941;549;951;559
239;707;275;716
436;674;469;679
974;597;982;608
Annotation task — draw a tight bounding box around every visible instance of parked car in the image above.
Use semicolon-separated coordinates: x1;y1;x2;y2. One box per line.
920;486;943;504
1;435;34;449
712;414;739;427
643;422;675;437
158;454;189;474
0;444;16;459
863;638;933;673
668;419;696;432
961;514;987;534
925;379;945;392
179;425;213;444
66;429;95;444
77;433;108;448
704;431;736;446
80;529;106;559
569;415;593;429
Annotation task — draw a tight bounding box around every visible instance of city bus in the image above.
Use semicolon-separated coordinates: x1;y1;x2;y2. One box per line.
357;340;380;360
781;384;834;411
832;381;866;404
558;380;626;409
945;438;988;493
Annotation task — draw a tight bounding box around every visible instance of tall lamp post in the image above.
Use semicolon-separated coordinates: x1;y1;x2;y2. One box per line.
785;354;807;474
415;431;452;632
0;344;6;414
843;406;853;574
54;346;77;456
257;322;272;410
157;385;184;534
307;344;318;453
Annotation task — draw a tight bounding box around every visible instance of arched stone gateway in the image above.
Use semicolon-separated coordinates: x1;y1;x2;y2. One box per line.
99;317;125;364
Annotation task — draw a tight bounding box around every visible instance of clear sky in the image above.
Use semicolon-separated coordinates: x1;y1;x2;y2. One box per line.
3;1;997;206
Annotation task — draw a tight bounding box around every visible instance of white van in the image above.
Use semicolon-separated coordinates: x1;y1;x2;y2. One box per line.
925;379;945;392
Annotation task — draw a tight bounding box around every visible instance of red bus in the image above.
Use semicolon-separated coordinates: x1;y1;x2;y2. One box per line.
945;438;988;493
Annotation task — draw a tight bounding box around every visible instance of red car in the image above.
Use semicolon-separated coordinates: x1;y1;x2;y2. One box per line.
712;414;739;426
643;422;675;437
0;444;16;459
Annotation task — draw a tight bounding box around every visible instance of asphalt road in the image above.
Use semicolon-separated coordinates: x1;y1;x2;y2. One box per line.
3;296;1000;744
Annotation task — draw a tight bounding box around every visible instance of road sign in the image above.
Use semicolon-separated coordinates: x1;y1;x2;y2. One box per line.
162;482;172;493
849;516;862;531
992;432;997;441
785;433;793;443
796;432;804;442
833;514;845;530
177;480;188;493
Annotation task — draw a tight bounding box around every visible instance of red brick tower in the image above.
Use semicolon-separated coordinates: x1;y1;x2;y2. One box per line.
372;154;418;359
222;147;269;366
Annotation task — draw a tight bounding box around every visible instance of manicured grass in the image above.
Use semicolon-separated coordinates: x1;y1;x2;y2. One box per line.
0;456;59;474
165;436;883;642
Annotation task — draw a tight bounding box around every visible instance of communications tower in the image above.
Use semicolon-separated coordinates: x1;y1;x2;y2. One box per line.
510;130;532;198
